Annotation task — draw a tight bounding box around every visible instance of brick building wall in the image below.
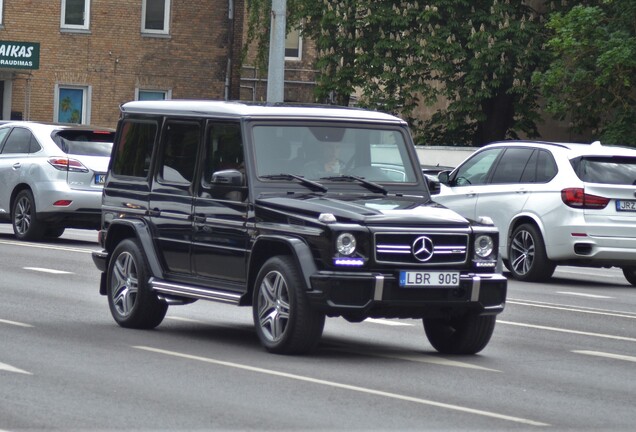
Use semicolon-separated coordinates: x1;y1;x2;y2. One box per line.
0;0;244;128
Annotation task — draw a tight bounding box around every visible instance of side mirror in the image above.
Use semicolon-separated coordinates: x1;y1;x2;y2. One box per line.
437;170;451;185
425;176;441;195
211;169;244;186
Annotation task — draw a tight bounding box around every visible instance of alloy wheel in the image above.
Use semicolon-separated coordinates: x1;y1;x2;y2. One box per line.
110;251;138;317
510;229;535;276
256;270;290;343
14;195;33;236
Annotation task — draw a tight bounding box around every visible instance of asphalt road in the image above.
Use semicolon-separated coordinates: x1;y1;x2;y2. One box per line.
1;226;635;431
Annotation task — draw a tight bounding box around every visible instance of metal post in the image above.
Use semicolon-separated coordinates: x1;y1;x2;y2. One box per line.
266;0;286;103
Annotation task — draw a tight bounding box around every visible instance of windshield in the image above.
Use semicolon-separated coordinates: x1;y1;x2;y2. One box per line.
52;129;115;156
252;124;418;183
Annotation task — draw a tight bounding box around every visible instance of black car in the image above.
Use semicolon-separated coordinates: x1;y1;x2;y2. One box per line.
92;100;507;355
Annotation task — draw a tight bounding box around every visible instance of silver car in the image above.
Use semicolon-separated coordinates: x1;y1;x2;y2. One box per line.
0;122;114;240
434;140;636;285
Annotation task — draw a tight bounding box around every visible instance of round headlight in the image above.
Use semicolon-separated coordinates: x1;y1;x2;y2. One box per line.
474;235;494;258
336;233;357;256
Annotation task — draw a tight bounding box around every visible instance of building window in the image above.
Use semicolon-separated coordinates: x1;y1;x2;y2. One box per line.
136;89;171;100
0;0;4;26
61;0;90;30
142;0;171;35
55;85;91;124
285;27;302;60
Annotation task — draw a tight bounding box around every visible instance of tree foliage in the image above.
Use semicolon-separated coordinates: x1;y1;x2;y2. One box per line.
533;1;636;145
245;1;634;146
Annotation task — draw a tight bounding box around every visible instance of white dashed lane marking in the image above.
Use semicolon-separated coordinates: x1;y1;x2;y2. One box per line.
134;345;548;426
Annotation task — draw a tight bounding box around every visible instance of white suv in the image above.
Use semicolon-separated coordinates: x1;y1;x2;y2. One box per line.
0;122;114;240
434;140;636;285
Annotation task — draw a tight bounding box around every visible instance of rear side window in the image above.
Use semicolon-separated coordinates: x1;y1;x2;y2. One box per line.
490;148;534;184
519;149;558;183
112;120;158;178
1;128;34;154
572;156;636;185
52;129;115;156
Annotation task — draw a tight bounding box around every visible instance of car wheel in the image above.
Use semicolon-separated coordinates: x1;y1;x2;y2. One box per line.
508;223;555;282
253;256;325;354
423;314;496;354
12;190;45;241
106;239;167;329
621;267;636;286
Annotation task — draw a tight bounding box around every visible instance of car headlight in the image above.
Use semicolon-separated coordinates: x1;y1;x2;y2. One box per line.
474;235;494;258
336;233;357;256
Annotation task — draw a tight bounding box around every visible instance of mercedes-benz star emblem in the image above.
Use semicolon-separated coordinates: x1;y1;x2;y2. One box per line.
412;236;434;262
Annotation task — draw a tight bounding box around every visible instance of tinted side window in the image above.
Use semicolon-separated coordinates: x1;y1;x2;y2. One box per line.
0;128;11;152
2;128;32;154
535;150;557;182
452;148;502;186
519;150;538;183
29;136;42;153
158;121;201;184
203;122;244;183
490;148;534;184
519;149;557;183
112;120;157;178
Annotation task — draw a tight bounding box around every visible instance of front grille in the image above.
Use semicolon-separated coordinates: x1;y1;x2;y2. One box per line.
375;232;468;265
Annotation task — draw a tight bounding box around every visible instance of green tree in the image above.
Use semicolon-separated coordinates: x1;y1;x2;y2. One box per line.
245;0;550;146
533;1;636;144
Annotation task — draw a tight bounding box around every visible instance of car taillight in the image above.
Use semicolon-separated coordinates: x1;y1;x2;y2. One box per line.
561;188;610;209
47;157;89;173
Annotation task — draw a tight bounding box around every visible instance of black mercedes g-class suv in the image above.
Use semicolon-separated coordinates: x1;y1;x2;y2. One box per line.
92;100;507;355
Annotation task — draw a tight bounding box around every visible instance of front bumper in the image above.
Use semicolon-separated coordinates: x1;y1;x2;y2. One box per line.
307;271;507;319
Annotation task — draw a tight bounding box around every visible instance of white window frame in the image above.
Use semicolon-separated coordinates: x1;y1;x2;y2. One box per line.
135;88;172;100
0;0;4;26
61;0;90;31
142;0;171;35
285;26;303;61
54;84;92;125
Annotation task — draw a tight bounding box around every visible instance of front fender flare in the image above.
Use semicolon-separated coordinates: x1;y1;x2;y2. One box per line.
249;235;318;291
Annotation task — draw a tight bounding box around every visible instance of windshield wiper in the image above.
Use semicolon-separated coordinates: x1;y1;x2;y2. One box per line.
320;175;388;195
260;173;328;193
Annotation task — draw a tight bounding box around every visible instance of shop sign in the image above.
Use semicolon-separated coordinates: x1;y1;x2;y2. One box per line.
0;41;40;70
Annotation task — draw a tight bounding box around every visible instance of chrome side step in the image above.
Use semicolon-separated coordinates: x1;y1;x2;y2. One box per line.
150;278;242;305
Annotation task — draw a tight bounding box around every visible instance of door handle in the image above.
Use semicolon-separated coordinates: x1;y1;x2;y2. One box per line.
12;162;21;169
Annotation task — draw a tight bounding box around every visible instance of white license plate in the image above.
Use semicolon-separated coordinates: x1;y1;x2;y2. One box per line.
616;200;636;212
95;174;106;185
399;271;460;287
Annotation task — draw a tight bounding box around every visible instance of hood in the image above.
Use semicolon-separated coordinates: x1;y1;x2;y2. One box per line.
256;194;470;226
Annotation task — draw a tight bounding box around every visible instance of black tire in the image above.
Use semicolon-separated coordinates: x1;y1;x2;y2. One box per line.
106;239;167;329
621;267;636;286
508;223;555;282
12;190;45;241
253;256;325;354
45;227;66;238
502;259;511;273
424;314;497;355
